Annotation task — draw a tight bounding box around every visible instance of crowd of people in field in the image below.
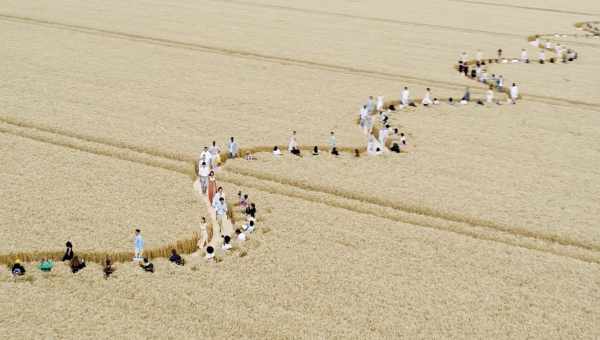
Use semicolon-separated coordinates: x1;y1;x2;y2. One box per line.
6;36;586;280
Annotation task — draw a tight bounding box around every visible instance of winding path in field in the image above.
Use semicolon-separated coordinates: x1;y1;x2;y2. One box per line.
1;21;599;266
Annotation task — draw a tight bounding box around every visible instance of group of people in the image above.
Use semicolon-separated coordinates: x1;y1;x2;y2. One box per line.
274;130;341;158
360;96;409;155
196;142;261;261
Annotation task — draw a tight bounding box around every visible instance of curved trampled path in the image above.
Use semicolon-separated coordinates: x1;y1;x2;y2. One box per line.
1;22;599;267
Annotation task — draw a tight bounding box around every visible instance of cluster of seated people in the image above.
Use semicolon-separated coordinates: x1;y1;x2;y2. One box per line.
7;242;193;278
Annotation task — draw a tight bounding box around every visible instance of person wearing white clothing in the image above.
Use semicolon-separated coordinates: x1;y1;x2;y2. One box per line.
538;50;545;64
134;229;144;261
400;86;410;106
228;137;239;158
288;131;298;152
510;83;519;104
214;197;228;237
486;86;494;104
235;229;246;242
379;125;389;147
242;220;255;233
422;88;433;106
520;49;529;63
476;50;483;63
198;161;210;194
273;146;282;156
329;131;336;150
366;96;374;112
376;96;384;111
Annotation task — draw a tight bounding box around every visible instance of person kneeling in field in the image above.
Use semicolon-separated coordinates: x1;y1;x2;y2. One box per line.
169;249;185;266
235;228;247;242
140;257;154;273
70;256;86;274
38;258;54;272
205;246;215;261
11;260;26;277
242;220;255;233
222;235;233;251
103;258;114;279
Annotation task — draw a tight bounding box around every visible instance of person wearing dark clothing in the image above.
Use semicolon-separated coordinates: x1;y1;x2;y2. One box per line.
140;257;154;273
62;241;74;261
11;260;26;276
245;203;257;218
103;258;114;279
169;249;185;266
70;256;86;273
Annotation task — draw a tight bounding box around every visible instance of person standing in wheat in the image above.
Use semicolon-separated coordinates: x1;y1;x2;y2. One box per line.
207;171;217;205
134;229;144;261
198;216;209;248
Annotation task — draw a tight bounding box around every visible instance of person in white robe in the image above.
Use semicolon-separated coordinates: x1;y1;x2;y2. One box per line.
538;50;545;63
273;146;282;156
366;96;374;112
379;125;389;146
400;87;410;106
288;131;298;152
359;105;368;131
486;86;494;104
376;96;384;111
329;131;336;150
422;88;433;106
510;83;519;104
520;49;529;63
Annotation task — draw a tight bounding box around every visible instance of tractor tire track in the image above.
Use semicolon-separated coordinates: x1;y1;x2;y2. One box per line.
218;169;600;265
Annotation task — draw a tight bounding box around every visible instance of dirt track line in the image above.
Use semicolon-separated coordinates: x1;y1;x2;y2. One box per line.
218;169;600;265
220;164;600;255
208;0;522;38
1;14;597;109
0;13;471;92
0;122;194;178
447;0;600;16
3;116;600;264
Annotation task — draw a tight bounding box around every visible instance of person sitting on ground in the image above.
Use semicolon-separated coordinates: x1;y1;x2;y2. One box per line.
103;258;114;278
312;146;319;156
11;260;26;277
422;88;433;106
205;246;215;260
388;104;396;111
70;256;86;273
222;235;232;251
140;257;154;273
331;147;339;156
354;149;360;158
242;220;256;233
290;146;302;157
62;241;74;261
235;228;247;242
433;98;440;105
38;258;54;272
400;133;407;146
448;97;454;105
273;146;282;156
169;249;185;266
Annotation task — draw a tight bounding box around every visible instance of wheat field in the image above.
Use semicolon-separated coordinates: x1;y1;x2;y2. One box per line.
1;0;599;338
